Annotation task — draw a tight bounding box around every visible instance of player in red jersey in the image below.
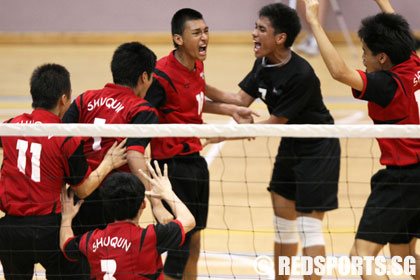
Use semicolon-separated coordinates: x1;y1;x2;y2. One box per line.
304;0;420;277
145;8;257;279
0;64;126;279
60;161;195;280
63;42;171;237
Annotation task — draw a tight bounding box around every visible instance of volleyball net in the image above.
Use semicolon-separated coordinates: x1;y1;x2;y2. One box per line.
0;123;419;279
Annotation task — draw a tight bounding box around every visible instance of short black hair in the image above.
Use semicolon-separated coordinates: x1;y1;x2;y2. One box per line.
171;8;203;48
358;13;415;65
100;172;145;221
111;42;157;88
30;63;71;110
259;3;301;48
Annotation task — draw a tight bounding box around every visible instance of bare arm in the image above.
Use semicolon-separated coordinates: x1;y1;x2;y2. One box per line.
128;150;174;224
302;0;364;91
374;0;395;13
139;161;196;233
127;150;150;188
256;114;289;125
204;84;258;123
71;140;127;199
205;84;255;107
60;187;83;251
203;100;260;124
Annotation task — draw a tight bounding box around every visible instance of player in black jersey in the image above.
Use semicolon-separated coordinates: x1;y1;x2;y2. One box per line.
206;3;340;279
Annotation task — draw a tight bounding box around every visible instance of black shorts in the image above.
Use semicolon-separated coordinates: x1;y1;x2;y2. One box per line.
356;165;420;245
154;152;209;232
0;214;82;279
154;153;209;279
268;137;340;213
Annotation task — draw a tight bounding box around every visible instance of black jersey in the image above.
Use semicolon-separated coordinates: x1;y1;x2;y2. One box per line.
239;52;334;125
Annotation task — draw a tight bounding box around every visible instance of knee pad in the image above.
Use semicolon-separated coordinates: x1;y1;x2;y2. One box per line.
272;215;299;244
297;216;325;248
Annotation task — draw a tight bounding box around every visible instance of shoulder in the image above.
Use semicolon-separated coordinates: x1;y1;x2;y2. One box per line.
133;99;157;112
244;58;263;76
156;54;171;68
196;60;204;72
366;70;397;86
153;68;178;95
4;116;17;123
289;52;316;77
154;220;183;235
252;58;263;69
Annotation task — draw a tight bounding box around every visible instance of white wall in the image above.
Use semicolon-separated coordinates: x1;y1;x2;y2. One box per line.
0;0;419;32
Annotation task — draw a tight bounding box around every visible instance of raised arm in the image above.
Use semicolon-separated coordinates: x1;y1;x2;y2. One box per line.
128;151;174;225
374;0;395;14
71;140;127;199
139;161;196;233
60;187;83;251
302;0;364;91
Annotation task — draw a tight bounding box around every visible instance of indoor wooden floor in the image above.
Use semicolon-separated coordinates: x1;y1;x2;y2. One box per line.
0;42;416;279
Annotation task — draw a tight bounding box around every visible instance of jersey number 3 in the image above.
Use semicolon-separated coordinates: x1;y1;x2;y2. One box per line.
16;139;42;182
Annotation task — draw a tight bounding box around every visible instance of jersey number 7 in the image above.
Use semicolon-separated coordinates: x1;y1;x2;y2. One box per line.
93;118;106;151
101;259;117;280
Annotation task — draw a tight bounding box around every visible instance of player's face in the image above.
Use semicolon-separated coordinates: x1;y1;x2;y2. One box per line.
252;17;277;59
362;42;382;73
180;19;209;62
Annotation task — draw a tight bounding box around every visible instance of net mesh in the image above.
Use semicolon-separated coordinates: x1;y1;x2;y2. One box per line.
0;123;418;279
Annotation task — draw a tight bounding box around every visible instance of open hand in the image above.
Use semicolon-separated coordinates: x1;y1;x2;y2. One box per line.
138;161;172;200
232;106;260;124
103;139;127;169
202;137;227;147
302;0;320;26
60;185;83;221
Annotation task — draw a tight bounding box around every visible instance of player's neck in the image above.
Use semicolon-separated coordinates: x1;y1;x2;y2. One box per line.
115;218;138;225
265;48;292;67
43;105;64;118
116;83;139;96
174;49;196;71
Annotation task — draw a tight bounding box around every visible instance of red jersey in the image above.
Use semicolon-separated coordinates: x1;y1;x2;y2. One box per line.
352;52;420;166
145;51;206;159
0;109;91;216
63;83;158;171
63;220;185;279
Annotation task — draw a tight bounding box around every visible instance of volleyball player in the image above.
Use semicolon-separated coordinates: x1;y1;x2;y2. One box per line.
205;3;341;279
62;42;171;237
303;0;420;278
60;161;195;280
0;63;127;279
144;8;257;279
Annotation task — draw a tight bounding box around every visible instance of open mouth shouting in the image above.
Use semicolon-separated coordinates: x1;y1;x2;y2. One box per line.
199;45;207;56
254;41;261;53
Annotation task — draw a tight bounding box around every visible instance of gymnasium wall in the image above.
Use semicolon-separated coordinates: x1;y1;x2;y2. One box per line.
1;0;419;33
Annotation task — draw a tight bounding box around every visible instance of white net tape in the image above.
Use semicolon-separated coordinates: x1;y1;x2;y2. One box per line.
0;123;420;138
